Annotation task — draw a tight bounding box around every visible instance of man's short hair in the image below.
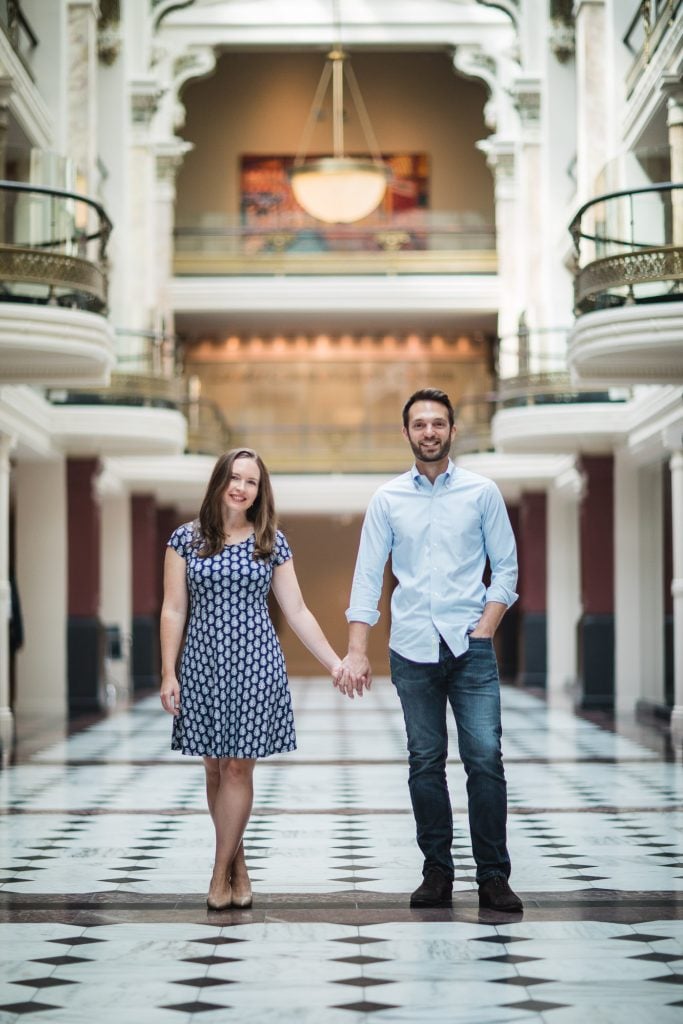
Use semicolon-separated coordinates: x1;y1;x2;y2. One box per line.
402;388;455;429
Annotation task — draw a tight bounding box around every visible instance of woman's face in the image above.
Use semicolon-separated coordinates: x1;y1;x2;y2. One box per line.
222;457;261;516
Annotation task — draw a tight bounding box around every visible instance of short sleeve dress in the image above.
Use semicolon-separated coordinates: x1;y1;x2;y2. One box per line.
167;523;297;759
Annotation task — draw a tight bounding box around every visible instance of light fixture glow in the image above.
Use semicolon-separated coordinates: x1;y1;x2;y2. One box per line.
290;45;389;223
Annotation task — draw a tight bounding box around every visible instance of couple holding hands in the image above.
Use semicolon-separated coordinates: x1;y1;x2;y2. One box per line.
160;388;523;915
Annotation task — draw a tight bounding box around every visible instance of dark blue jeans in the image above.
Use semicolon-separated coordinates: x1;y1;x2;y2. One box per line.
389;636;511;884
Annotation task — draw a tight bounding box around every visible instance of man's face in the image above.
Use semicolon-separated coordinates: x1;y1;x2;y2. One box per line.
403;400;456;463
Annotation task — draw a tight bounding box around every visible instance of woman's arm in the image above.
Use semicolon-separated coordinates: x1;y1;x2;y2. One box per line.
159;547;188;716
271;558;342;675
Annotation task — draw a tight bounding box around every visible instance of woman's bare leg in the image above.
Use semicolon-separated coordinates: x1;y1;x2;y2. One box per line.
203;757;255;908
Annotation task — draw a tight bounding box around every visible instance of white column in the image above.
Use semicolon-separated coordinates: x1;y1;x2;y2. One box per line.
14;459;68;720
574;0;608;201
67;0;99;193
670;450;683;758
614;451;664;714
99;489;132;699
664;80;683;248
547;474;582;699
478;140;518;374
0;435;13;764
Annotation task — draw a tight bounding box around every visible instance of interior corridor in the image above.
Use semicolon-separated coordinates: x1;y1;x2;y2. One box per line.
0;678;682;1023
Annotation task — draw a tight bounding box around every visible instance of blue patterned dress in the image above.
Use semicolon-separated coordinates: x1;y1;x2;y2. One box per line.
167;523;297;758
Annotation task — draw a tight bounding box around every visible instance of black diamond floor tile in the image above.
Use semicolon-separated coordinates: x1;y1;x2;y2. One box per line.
13;977;76;990
631;952;683;963
503;1000;568;1012
333;1002;399;1013
335;977;393;988
174;977;234;988
0;1002;61;1015
193;936;245;946
481;954;542;964
161;1002;231;1014
650;974;683;985
334;937;386;946
492;975;550;987
182;955;242;965
32;956;92;966
471;935;529;944
98;876;146;884
613;933;669;943
49;936;104;946
333;956;390;965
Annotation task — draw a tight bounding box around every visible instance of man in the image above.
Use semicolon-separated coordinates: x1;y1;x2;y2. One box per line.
340;388;522;912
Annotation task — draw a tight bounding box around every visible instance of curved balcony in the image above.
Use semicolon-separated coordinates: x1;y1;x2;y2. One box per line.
493;335;630;453
47;337;230;458
0;179;114;385
568;182;683;383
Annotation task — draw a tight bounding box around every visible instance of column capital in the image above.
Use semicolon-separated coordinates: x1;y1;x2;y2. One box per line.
511;76;542;139
155;138;193;185
130;78;165;127
662;74;683;128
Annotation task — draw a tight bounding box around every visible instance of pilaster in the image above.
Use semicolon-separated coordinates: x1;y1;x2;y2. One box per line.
669;448;683;759
0;434;14;765
614;449;664;714
547;467;582;700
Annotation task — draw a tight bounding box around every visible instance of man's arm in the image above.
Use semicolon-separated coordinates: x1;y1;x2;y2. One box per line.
474;483;518;636
340;493;392;696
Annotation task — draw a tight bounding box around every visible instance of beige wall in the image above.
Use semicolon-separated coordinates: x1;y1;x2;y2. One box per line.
176;50;493;220
272;512;392;676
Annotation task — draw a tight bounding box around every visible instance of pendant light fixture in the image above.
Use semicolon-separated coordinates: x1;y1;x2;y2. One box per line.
289;2;389;224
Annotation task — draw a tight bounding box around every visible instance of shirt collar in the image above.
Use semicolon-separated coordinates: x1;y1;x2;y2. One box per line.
411;458;455;488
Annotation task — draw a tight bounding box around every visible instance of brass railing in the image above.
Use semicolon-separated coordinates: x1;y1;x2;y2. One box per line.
0;180;112;312
229;406;494;473
496;330;631;406
174;211;497;275
569;182;683;315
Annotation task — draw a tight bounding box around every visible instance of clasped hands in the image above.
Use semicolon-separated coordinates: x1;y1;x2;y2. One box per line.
332;653;372;700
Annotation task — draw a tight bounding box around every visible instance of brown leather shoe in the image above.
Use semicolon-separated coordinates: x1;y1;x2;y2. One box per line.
478;875;523;912
410;866;453;907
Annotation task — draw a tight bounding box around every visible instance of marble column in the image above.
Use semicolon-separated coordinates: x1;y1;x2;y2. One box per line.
0;435;14;765
518;491;547;688
614;450;664;715
663;79;683;249
14;458;68;721
67;0;100;194
547;470;582;700
131;494;159;692
578;454;615;709
99;488;132;701
574;0;607;201
67;457;104;715
154;140;192;369
669;450;683;758
479;140;518;372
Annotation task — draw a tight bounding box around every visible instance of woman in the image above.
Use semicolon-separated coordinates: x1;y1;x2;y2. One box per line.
160;448;342;910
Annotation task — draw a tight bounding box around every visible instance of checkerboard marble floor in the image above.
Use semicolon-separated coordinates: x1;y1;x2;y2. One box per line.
1;678;682;1023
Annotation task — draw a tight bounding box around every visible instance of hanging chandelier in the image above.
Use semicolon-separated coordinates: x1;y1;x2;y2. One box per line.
290;41;390;224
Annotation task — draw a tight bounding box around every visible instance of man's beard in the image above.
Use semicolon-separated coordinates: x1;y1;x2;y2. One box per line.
408;435;452;463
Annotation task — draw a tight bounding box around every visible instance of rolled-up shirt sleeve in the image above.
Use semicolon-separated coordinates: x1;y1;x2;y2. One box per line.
346;491;393;625
482;483;519;609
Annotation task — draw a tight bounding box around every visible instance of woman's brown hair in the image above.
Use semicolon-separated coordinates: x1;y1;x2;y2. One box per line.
195;448;277;560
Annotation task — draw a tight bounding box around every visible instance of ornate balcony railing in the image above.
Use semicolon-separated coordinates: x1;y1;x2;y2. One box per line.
228;407;493;474
496;330;631;406
569;182;683;315
181;397;232;456
174;211;497;275
0;180;112;312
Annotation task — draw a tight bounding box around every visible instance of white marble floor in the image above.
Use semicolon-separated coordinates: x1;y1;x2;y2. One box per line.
0;678;682;1023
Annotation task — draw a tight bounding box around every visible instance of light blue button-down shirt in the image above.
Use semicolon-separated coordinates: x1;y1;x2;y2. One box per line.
346;459;518;661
